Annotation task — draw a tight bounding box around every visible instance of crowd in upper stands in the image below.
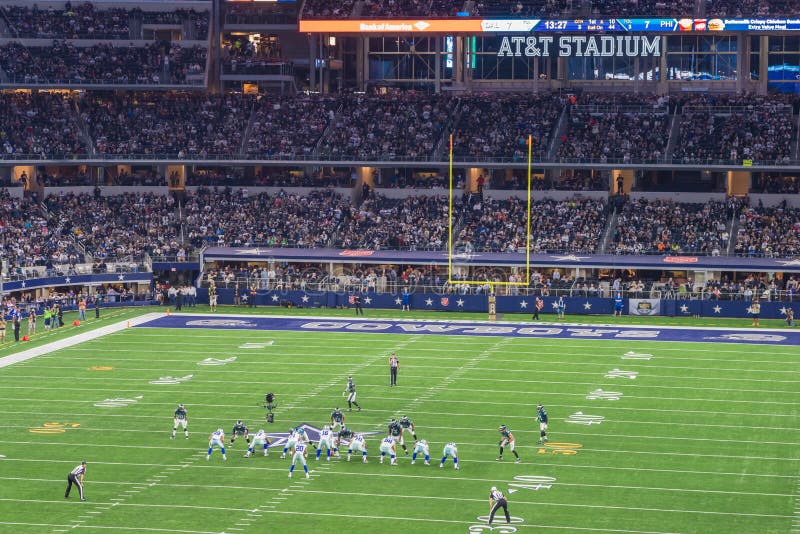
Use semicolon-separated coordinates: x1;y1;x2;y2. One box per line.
0;92;87;158
1;3;208;40
83;92;249;156
452;94;562;161
246;94;341;158
0;41;206;85
319;92;451;160
673;95;796;164
0;91;796;162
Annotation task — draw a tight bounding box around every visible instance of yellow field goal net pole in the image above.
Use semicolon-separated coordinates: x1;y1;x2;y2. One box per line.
447;134;533;288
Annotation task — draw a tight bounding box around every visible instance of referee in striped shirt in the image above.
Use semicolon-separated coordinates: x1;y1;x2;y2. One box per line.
488;486;511;526
65;461;87;501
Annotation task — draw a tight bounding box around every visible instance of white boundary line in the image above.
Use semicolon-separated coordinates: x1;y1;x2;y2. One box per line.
0;313;163;369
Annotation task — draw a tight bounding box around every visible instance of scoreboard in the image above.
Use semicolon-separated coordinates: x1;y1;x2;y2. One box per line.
299;17;800;33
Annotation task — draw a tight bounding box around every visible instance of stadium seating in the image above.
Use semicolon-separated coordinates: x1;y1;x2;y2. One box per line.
612;199;731;255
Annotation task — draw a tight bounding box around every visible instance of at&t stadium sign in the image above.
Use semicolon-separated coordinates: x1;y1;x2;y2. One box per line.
497;35;661;57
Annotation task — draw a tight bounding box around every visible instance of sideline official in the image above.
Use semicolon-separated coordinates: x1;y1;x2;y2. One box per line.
65;461;87;501
488;486;511;526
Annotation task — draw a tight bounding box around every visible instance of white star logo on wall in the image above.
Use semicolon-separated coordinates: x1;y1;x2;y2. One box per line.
519;300;528;309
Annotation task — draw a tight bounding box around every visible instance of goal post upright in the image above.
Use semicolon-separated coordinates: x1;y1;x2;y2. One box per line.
447;134;533;287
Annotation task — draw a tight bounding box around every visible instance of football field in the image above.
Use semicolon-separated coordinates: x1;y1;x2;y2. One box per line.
0;311;798;533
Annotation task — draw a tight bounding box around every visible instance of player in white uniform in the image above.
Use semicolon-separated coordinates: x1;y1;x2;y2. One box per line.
440;441;459;470
245;429;271;457
315;425;335;462
281;428;299;459
207;428;227;461
288;441;310;478
411;439;430;465
347;433;368;463
379;437;397;465
171;404;188;439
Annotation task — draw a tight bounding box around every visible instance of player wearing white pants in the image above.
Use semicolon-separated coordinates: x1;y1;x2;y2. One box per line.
379;437;397;465
245;429;270;457
281;429;299;459
440;442;459;469
347;433;368;463
316;426;335;461
289;442;310;478
411;439;430;465
207;429;227;461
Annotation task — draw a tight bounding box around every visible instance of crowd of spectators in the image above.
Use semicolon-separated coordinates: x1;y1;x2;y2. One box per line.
184;188;350;249
558;109;670;163
674;97;795;164
142;9;209;40
301;0;356;18
43;191;185;261
319;92;450;160
83;92;250;156
452;94;562;161
224;2;297;25
1;3;130;39
470;0;566;18
0;92;87;159
751;174;800;194
704;0;800;16
456;196;607;253
735;203;800;258
612;199;732;255
0;190;83;271
0;41;206;85
246;94;342;158
334;194;449;250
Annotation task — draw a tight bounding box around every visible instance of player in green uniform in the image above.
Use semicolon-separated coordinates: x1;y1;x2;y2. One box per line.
497;425;521;463
388;418;409;455
343;376;361;412
230;420;250;446
399;415;418;440
330;408;345;430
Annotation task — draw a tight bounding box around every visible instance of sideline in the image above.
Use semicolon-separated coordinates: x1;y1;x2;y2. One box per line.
0;313;163;369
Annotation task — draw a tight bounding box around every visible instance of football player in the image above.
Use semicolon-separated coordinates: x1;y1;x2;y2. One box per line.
537;405;549;445
171;404;188;439
399;415;418;440
497;425;521;463
206;428;227;461
330;407;345;430
245;429;271;457
411;439;430;466
440;441;459;470
347;433;368;463
230;420;250;447
288;440;310;479
343;376;361;412
379;437;397;465
281;426;305;459
388;418;409;455
316;425;336;462
337;425;353;457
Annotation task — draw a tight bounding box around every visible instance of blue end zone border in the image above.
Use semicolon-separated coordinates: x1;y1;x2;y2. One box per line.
136;314;800;346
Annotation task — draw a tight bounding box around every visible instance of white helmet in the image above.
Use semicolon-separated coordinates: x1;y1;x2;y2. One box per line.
491;486;497;492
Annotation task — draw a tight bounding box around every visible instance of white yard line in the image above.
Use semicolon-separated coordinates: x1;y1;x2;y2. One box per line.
0;313;163;369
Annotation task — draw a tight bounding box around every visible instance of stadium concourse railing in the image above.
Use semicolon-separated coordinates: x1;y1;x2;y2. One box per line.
198;278;800;302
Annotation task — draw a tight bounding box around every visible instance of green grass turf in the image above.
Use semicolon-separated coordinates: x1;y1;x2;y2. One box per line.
0;308;798;533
